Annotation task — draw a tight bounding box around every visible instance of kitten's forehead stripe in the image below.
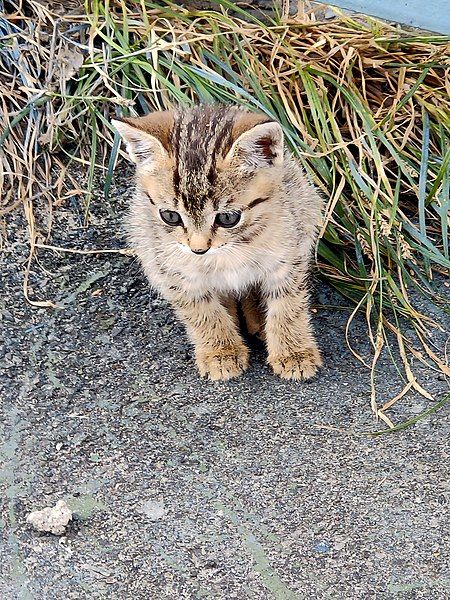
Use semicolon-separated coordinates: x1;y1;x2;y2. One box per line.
247;197;270;210
170;106;237;218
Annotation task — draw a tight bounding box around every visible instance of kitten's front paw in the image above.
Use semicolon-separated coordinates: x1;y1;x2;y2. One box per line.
269;347;322;380
196;345;249;381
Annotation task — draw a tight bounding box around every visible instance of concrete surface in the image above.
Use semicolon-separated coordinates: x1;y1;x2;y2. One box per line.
1;180;449;599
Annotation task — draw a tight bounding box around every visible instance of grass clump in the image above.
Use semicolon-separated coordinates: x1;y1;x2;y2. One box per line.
1;0;449;427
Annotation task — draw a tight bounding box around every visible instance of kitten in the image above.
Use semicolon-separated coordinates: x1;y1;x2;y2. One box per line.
112;105;323;381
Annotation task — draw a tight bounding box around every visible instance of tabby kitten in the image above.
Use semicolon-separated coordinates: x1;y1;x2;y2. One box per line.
112;105;323;381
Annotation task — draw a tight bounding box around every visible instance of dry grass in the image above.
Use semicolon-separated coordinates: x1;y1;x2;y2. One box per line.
1;0;449;428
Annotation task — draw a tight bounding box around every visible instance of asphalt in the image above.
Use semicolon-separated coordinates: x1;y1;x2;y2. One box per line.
1;178;449;599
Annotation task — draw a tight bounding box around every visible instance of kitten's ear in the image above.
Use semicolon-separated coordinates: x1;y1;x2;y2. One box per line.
225;116;284;170
111;111;173;166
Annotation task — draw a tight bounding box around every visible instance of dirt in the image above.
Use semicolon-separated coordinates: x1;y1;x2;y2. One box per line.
0;171;449;599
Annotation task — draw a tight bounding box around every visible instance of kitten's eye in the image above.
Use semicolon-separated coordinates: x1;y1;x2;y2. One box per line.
215;211;241;228
160;210;183;226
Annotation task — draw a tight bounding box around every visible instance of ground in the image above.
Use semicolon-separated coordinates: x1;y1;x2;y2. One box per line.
1;175;449;599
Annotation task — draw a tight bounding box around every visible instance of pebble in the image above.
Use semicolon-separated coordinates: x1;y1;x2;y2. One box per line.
141;500;166;521
314;541;330;554
26;500;72;535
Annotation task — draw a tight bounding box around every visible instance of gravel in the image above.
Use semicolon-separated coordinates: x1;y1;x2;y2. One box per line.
1;176;449;599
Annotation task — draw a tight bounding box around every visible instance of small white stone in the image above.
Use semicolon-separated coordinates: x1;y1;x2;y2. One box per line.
26;500;72;535
141;500;166;521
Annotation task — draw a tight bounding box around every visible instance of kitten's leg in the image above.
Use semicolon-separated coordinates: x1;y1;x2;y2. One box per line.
263;269;322;380
221;295;239;327
241;289;265;340
169;290;249;380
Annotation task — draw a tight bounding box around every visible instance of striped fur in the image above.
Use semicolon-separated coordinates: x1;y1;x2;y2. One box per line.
112;105;324;381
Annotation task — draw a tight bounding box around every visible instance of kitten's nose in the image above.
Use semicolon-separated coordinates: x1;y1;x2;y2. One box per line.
189;232;210;255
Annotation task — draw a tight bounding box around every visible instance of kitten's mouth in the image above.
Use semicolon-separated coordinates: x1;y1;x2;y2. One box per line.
177;243;220;256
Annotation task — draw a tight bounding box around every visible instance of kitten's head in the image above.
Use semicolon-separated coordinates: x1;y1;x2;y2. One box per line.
112;105;284;255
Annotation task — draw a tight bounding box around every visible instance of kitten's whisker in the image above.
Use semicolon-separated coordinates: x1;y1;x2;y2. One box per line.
134;244;181;274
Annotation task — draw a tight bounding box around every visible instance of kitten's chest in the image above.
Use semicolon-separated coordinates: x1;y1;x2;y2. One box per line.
180;250;277;294
206;263;259;293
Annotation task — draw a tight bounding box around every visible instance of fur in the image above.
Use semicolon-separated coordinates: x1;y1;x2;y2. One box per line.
112;105;323;380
